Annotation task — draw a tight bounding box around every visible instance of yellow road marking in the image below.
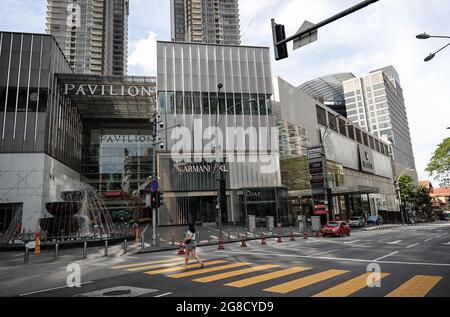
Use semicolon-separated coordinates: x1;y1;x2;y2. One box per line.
112;258;183;270
386;275;443;297
225;267;312;288
144;260;228;275
313;272;390;297
192;265;279;283
264;270;350;294
167;262;252;279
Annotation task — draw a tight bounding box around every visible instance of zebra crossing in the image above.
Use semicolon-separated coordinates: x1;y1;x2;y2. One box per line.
110;257;444;297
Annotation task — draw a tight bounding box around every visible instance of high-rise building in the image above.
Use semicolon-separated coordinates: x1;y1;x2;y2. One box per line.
343;66;417;179
170;0;241;45
298;73;355;118
46;0;129;76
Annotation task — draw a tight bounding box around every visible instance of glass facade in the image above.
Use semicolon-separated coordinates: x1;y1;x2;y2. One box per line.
0;32;82;171
80;119;154;220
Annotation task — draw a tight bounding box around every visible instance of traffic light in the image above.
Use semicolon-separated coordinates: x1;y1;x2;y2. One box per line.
271;19;288;61
150;191;158;209
157;192;164;208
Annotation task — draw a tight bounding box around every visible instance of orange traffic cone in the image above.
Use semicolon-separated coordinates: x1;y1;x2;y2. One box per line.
178;241;185;255
135;225;140;243
241;237;248;247
217;238;225;250
303;233;309;240
35;235;41;256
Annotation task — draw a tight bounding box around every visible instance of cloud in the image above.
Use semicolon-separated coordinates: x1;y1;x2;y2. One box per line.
128;31;158;75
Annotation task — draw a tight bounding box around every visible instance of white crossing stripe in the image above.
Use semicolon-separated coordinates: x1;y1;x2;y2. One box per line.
386;240;402;244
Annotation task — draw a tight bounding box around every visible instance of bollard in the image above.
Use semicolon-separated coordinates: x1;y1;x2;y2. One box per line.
227;228;230;240
124;240;128;255
54;244;59;261
140;234;145;250
82;242;87;259
104;240;108;257
157;234;161;247
245;230;248;240
208;230;211;243
277;235;283;243
172;233;175;246
24;247;29;264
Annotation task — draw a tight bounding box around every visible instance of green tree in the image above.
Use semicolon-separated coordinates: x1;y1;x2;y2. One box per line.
398;175;416;203
426;137;450;187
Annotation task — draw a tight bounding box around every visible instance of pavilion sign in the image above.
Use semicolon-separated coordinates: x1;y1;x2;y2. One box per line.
64;84;154;97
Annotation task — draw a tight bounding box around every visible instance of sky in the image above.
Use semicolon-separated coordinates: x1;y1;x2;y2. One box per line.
1;0;449;184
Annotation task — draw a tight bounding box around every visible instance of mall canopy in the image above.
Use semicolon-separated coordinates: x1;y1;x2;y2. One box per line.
56;74;157;119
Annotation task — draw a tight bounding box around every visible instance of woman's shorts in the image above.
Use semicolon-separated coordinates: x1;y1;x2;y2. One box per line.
186;241;197;250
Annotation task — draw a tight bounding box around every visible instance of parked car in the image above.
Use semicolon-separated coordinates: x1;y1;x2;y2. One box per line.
367;215;383;225
321;221;351;237
348;216;366;227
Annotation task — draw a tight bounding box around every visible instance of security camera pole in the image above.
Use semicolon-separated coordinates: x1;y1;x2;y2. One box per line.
271;0;380;61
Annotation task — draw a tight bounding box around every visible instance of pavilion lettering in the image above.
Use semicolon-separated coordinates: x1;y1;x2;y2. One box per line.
64;84;153;97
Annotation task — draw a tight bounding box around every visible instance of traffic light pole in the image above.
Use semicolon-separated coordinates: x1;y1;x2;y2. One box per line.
152;118;158;246
272;0;379;60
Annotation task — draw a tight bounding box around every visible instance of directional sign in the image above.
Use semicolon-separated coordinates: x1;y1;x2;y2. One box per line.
293;20;318;50
150;180;159;191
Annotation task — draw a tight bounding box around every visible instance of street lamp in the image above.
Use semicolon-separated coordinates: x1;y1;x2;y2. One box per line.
214;83;257;234
394;167;414;225
416;32;450;62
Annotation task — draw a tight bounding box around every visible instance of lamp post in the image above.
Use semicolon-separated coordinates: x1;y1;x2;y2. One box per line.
416;32;450;62
214;83;257;233
394;167;414;225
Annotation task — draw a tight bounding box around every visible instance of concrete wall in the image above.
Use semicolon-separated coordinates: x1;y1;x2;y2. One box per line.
0;153;80;232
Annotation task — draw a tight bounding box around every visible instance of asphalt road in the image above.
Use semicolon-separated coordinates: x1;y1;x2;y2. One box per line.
1;222;449;298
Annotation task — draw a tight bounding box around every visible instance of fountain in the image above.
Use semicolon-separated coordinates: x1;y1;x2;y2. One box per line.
39;183;118;241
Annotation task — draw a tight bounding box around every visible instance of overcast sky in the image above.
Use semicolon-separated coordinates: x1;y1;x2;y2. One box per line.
1;0;449;184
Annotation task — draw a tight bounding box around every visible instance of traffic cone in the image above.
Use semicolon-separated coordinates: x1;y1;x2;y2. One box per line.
277;235;283;243
217;238;225;250
135;225;140;243
241;237;248;247
290;232;296;241
261;235;267;245
303;233;309;240
178;241;185;255
35;235;41;256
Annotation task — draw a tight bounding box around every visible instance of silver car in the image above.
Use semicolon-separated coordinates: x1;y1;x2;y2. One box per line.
348;216;365;227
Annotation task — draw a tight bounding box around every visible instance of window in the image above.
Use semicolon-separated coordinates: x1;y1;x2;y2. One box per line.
362;133;369;146
348;126;355;140
355;129;362;143
328;112;337;131
316;106;327;126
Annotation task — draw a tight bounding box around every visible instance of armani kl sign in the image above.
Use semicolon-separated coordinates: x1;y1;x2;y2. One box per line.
64;84;153;97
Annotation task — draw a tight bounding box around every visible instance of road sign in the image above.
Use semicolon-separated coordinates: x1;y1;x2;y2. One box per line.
151;180;159;191
293;21;318;50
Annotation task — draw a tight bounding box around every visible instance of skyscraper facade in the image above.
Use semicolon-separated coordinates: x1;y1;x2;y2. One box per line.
46;0;129;76
170;0;241;45
343;66;417;179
